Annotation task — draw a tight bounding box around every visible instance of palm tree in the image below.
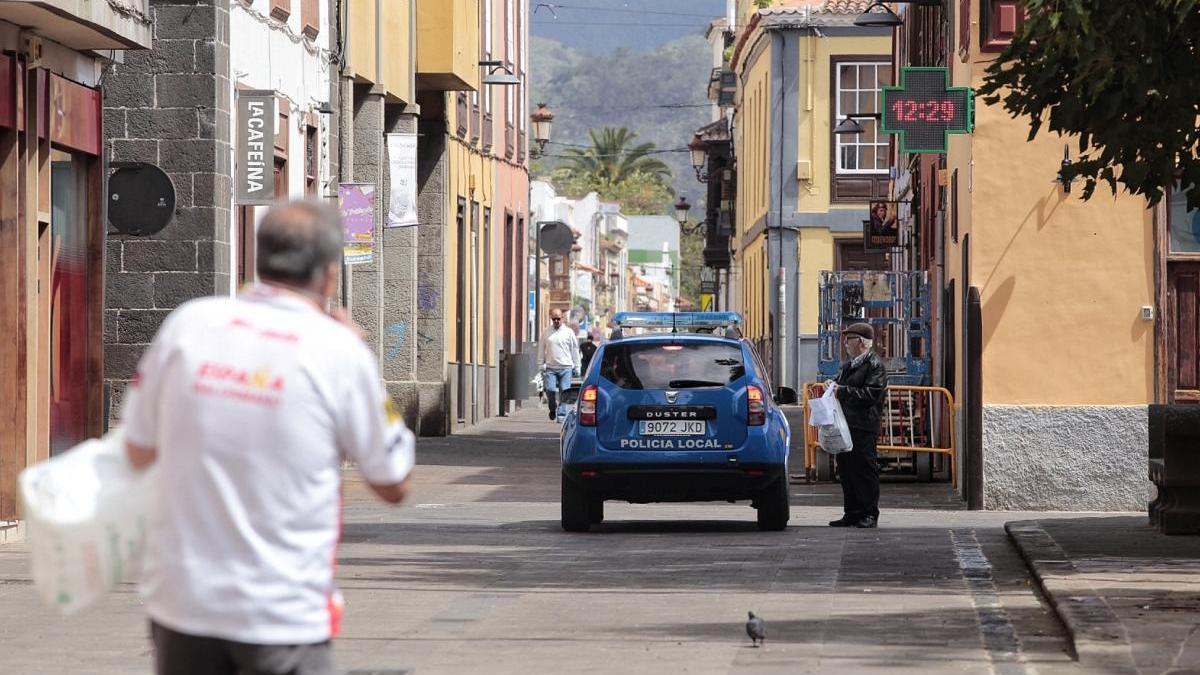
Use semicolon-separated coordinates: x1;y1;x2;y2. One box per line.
560;127;672;188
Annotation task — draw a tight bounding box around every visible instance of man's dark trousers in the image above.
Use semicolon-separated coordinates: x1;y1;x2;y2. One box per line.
835;427;880;520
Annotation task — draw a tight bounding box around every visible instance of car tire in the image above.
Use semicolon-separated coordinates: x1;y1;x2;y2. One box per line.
561;473;592;532
588;497;604;525
756;475;790;531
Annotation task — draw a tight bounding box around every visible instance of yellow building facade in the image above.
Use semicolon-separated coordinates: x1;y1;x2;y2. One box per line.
893;3;1157;510
728;2;891;389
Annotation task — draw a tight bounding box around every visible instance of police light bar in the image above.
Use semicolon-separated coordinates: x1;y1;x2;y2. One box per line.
612;312;743;330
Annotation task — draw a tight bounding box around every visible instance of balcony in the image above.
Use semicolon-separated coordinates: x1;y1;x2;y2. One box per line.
0;0;152;50
416;0;478;92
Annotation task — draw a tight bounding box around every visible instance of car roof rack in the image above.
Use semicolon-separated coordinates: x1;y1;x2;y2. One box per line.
609;312;744;339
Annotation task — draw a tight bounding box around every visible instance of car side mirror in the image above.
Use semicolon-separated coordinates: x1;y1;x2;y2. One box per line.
774;386;797;406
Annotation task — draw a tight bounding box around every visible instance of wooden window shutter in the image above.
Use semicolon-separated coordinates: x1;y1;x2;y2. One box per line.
981;0;1024;53
270;0;291;21
958;0;971;61
301;0;319;39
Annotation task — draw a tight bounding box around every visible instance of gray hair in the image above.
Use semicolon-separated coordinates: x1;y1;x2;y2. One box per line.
256;200;343;286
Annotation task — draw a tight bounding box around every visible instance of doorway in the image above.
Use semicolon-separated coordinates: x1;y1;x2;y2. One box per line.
47;151;96;456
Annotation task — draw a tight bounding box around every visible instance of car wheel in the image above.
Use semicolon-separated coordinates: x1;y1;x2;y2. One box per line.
588;497;604;525
756;475;790;531
561;472;592;532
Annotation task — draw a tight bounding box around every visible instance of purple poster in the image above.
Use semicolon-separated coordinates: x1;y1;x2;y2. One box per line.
339;183;375;264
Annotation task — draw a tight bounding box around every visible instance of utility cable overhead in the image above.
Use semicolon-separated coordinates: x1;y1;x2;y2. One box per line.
532;20;704;27
533;2;718;19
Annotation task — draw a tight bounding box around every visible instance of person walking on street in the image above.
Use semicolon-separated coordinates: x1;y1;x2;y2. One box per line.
827;322;888;529
580;334;597;376
537;309;581;420
121;201;416;675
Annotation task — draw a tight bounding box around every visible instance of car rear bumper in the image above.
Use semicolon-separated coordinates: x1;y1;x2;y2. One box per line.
563;462;786;503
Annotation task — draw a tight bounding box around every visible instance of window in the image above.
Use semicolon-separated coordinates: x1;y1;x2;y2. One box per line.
301;0;319;38
835;61;891;174
1168;186;1200;254
599;342;746;390
305;122;318;196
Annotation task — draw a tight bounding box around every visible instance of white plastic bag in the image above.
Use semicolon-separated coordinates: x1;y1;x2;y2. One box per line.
808;387;838;427
815;389;854;455
18;429;156;615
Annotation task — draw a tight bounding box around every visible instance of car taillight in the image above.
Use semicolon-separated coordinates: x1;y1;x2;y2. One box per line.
747;385;766;426
580;385;598;426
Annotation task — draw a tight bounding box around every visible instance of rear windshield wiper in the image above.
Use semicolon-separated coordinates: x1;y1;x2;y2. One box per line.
667;379;726;388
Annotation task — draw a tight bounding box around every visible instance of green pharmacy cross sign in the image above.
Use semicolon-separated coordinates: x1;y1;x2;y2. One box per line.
881;67;975;154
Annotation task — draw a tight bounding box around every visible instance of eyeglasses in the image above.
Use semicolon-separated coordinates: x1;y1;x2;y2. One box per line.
551;317;562;322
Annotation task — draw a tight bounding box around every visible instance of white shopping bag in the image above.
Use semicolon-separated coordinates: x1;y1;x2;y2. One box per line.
815;389;854;455
808;387;838;427
18;429;156;615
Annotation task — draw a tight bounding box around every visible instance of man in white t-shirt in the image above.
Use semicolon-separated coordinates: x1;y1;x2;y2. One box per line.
122;201;415;675
536;309;581;421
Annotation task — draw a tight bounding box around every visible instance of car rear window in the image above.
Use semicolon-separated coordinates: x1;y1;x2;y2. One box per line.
599;341;746;390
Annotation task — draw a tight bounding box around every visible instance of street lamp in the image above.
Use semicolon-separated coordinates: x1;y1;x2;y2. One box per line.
834;112;882;136
531;103;554;157
689;134;708;182
675;195;691;226
673;195;708;235
853;1;903;27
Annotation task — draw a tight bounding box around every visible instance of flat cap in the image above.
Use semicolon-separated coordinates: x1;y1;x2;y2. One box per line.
842;322;874;340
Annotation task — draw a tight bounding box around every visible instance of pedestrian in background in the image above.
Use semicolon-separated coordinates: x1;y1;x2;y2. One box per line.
580;334;597;376
827;322;887;529
537;309;581;421
122;201;416;675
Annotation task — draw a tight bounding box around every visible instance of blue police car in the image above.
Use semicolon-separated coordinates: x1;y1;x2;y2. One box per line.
559;312;797;532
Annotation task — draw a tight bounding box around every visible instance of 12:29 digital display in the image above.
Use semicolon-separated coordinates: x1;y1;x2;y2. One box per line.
889;99;958;123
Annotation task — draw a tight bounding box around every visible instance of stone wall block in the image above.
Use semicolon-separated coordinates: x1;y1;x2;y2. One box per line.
159;139;217;173
157;206;217;242
128;107;198;140
193;172;230;205
156;73;216;109
104;73;154;109
117;310;174;344
104;309;120;344
106;240;123;275
107;273;155;309
111;139;159;164
122;241;197;273
105;344;148;380
154;5;218;40
167;173;193;208
154;272;215;308
150;38;196;74
104;108;127;139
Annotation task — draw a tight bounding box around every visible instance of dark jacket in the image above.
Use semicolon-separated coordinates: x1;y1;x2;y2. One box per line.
835;351;888;431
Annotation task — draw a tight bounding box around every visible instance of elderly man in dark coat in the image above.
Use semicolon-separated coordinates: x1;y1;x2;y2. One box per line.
827;322;888;529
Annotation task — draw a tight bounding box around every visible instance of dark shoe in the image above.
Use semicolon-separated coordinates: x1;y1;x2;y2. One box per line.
549;407;557;420
828;517;855;527
854;516;878;528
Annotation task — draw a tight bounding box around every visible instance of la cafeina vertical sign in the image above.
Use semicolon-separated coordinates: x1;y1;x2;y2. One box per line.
236;90;277;205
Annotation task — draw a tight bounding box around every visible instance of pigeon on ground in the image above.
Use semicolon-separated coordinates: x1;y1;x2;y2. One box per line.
746;611;765;647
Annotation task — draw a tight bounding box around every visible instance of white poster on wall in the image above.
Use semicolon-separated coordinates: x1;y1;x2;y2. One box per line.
385;133;418;228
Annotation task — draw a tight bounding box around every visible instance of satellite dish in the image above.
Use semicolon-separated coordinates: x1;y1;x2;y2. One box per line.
108;163;176;236
538;221;574;256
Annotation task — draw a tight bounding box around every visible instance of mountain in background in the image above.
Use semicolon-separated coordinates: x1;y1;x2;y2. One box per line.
530;33;716;212
530;0;725;54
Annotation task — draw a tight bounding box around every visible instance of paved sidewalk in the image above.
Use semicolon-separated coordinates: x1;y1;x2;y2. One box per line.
1007;517;1200;675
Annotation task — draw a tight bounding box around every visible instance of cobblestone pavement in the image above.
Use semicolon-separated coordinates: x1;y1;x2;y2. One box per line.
0;407;1109;674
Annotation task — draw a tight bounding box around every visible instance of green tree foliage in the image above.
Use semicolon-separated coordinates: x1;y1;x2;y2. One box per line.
979;0;1200;208
560;127;673;187
677;229;706;306
550;127;676;215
